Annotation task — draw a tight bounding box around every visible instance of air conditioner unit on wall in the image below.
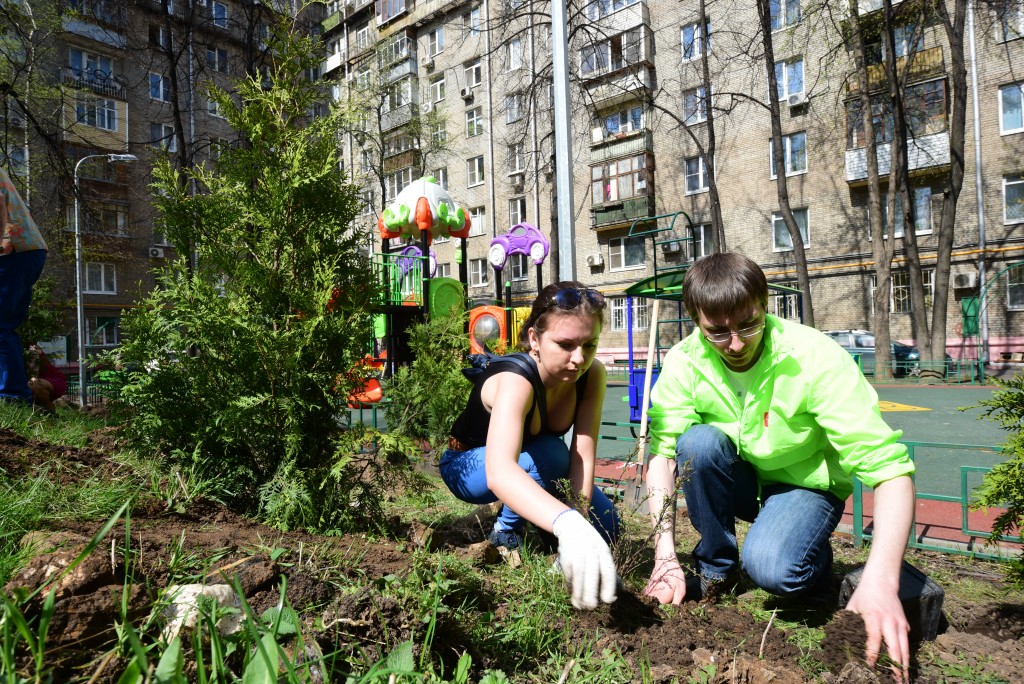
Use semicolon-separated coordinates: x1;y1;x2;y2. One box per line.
586;253;603;267
421;57;434;70
953;272;978;289
787;92;808;107
660;240;682;254
421;101;432;113
148;247;165;258
460;87;473;100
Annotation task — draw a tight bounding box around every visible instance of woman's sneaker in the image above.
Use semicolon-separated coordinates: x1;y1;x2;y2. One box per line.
488;527;523;550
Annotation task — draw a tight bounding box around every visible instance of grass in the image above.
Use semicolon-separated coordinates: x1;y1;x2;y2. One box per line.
1;400;1019;682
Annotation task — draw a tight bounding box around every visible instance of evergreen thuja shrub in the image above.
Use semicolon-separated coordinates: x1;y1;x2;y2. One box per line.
970;371;1024;585
108;26;383;531
382;310;471;455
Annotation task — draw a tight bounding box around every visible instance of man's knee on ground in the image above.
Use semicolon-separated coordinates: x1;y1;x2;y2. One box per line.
675;424;734;472
742;543;820;596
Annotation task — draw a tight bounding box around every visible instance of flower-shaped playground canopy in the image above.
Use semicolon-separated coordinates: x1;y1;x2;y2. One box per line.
378;176;471;245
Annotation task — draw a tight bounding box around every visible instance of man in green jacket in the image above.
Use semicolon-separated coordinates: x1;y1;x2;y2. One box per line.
643;252;915;679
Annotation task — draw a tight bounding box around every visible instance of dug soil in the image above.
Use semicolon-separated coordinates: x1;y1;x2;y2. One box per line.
3;426;1023;683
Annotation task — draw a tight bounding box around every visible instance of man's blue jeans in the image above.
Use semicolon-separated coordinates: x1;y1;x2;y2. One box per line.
676;424;843;595
440;433;619;543
0;249;47;402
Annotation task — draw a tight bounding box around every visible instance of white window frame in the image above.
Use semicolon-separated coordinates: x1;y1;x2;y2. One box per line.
470;258;489;286
85;262;117;294
770;0;801;31
431;167;449;189
683;86;708;125
771;208;809;252
999;82;1024;134
1007;264;1024;310
691;222;715;260
207;97;224;118
508;36;523;70
76;96;118;131
508;142;525;172
871;268;935;314
1004;175;1024;224
509;196;526;225
468;206;486;236
599;105;643;139
591;154;647;204
465;59;482;87
212;1;228;28
509;253;529;281
69;48;113;83
88;316;119;347
774;58;804;100
467;155;485;186
150;73;172;102
506;92;526;123
437;262;452;279
429;74;445;102
384;167;414;202
464;6;481;35
150;123;177;152
684;155;709;195
427;26;444;56
769;131;807;178
466;106;484;137
998;2;1023;41
610;296;649;331
681;21;709;62
206;47;229;73
609;235;646;271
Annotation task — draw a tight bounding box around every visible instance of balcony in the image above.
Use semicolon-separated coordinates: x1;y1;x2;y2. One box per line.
591;130;653;164
323;50;346;76
386;56;418;83
845;131;950;182
381;103;415;132
65;0;127;29
383;149;419;174
587;65;654;108
60;67;127;100
846;46;944;94
321;10;342;32
591;194;655;230
592;0;649;35
406;0;462;27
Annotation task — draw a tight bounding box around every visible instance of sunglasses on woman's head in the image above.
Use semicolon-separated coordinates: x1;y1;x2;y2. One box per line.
550;287;605;310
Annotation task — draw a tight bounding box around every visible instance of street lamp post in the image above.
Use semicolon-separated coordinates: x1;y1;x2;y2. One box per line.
74;153;138;407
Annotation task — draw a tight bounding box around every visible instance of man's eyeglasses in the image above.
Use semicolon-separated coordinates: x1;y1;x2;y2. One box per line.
551;288;606;311
703;322;765;344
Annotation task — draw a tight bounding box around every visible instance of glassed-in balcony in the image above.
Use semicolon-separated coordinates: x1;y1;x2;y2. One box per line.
845;132;950;182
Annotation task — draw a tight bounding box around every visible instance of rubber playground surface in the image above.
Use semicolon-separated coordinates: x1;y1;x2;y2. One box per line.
596;381;1020;559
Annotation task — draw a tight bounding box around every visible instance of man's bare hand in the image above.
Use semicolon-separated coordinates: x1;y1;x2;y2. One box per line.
643;557;687;605
845;577;910;682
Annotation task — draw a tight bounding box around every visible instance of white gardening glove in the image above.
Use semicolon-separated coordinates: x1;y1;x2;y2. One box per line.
551;509;618;609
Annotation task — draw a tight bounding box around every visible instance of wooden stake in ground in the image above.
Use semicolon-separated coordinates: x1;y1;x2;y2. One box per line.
624;297;660;514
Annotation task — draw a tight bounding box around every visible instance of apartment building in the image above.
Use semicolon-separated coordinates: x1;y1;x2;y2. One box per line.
319;0;1024;361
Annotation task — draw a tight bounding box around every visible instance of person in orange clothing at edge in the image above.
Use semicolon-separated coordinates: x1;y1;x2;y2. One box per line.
0;167;48;405
642;252;916;681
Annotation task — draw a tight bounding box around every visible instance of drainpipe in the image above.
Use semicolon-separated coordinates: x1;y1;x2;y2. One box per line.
551;0;575;280
483;0;496;242
967;0;989;364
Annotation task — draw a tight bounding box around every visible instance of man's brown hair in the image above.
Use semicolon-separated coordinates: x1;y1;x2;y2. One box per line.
682;252;769;322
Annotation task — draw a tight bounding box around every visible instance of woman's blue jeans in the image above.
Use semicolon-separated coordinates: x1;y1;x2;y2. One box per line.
0;249;46;402
676;424;843;595
440;433;619;543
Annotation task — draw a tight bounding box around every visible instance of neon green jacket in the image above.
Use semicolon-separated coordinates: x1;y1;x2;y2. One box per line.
648;315;914;500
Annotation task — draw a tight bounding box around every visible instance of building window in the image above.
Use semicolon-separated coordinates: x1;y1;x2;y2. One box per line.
999;82;1024;134
509;196;526;225
872;269;934;314
591;154;647;203
1008;264;1024;309
580;28;642;77
770;0;800;30
437;262;452;278
586;0;641;20
465;59;482;87
879;186;935;238
1005;175;1024;224
377;0;407;23
506;92;526;123
85;262;117;294
609;235;645;270
429;74;445;102
683;86;708;125
999;2;1023;41
427;26;444;56
76;96;117;131
355;25;371;49
769;281;801;319
149;73;172;101
775;58;804;100
88;316;119;347
149;25;173;49
846;80;948;148
467;155;485;186
430;120;447;146
508;143;525;172
691;222;714;259
599;105;643;139
470;258;489;286
466;106;484;137
510;253;528;281
507;36;523;70
211;0;228;28
70;202;129;236
468;206;486;236
384;167;414;202
431;167;448;189
610;296;649;331
684;155;709;194
207;98;223;118
771;208;809;251
206;47;229;73
384;79;412;112
769;131;807;177
464;6;481;35
2;146;27;176
150;123;177;152
69;48;113;83
681;20;710;62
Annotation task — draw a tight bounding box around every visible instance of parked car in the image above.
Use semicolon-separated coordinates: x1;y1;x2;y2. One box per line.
822;330;921;377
